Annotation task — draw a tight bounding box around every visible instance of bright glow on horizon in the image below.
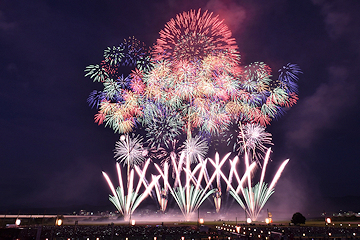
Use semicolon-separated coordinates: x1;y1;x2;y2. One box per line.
15;219;21;226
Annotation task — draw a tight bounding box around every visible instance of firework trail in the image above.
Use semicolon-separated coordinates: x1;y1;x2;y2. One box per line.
153;161;170;213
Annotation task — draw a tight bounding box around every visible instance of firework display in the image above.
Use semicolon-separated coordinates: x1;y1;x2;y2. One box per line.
102;160;160;221
229;149;289;221
86;9;301;220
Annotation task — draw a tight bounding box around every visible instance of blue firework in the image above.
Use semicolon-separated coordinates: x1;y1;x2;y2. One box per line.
116;75;131;89
278;63;302;93
87;90;107;109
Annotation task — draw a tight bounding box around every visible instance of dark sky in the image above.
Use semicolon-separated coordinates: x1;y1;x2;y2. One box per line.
1;0;359;218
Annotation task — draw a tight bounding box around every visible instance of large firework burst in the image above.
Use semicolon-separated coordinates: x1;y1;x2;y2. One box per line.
152;9;240;63
85;9;300;219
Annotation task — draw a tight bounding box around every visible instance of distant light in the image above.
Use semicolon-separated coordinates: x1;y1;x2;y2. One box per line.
326;218;331;224
247;218;252;224
265;218;270;224
56;219;63;226
154;237;157;240
303;233;305;237
199;218;204;224
236;226;240;233
131;220;136;226
15;219;21;226
328;233;332;236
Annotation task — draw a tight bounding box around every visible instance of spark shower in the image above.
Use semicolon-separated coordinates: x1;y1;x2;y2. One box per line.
85;9;301;221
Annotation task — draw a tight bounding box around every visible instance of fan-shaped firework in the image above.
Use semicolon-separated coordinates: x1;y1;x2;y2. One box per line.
152;9;240;63
229;148;289;221
102;160;160;221
169;153;216;219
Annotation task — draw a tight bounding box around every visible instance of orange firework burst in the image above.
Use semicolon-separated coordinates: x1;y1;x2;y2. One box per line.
152;9;240;63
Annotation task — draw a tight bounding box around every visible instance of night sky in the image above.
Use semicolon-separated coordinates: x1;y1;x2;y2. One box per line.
1;0;359;218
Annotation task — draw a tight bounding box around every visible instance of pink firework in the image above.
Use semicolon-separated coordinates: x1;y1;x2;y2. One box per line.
152;9;240;64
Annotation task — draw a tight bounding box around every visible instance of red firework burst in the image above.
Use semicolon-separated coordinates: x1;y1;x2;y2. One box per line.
152;8;240;63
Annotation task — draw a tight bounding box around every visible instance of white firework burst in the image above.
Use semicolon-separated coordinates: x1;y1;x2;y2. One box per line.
114;133;147;168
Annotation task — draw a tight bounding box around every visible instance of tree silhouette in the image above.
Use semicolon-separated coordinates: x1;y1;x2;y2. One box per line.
291;212;306;225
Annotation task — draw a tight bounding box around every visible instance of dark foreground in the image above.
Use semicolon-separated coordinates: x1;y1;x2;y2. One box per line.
1;223;359;240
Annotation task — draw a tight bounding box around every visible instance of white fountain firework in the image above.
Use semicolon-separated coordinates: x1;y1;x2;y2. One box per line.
229;148;289;221
102;159;160;221
154;152;215;220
